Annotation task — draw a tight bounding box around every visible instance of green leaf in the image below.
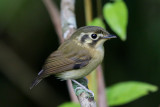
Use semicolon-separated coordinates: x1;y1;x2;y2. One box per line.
58;102;80;107
106;81;158;106
88;17;106;29
103;0;128;41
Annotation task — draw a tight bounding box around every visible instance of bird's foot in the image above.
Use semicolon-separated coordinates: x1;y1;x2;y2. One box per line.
72;80;94;97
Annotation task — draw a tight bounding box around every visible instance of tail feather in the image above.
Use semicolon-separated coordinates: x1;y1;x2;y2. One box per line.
30;70;44;90
30;77;42;90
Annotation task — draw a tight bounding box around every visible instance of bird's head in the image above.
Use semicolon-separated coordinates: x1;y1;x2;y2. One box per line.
71;26;116;49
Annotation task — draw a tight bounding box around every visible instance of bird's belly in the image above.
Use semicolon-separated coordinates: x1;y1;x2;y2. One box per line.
57;58;102;80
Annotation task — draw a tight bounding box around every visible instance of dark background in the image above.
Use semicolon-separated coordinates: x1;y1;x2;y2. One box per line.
0;0;159;107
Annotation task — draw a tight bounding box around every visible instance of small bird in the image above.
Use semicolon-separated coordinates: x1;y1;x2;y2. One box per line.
30;26;116;91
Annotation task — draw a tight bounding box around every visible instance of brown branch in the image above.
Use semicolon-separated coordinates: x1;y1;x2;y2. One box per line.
97;65;108;107
42;0;63;43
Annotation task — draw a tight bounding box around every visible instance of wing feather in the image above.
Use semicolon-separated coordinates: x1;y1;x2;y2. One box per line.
42;50;91;76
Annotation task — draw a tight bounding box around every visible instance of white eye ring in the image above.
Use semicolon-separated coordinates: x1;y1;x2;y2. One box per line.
90;34;99;40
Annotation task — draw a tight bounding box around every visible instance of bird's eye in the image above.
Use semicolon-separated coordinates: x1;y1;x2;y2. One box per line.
91;34;97;39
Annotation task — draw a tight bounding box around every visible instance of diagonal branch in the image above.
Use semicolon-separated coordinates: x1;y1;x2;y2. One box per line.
42;0;63;43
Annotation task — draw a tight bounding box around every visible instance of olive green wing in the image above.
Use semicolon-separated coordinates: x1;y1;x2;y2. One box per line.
42;50;91;76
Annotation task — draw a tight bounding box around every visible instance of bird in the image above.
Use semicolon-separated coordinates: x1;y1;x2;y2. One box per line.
30;26;116;93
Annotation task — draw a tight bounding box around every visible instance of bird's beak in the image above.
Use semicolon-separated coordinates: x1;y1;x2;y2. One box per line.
102;34;117;39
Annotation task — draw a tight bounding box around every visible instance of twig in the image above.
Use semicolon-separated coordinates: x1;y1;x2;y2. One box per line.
61;0;96;106
61;0;77;39
42;0;63;43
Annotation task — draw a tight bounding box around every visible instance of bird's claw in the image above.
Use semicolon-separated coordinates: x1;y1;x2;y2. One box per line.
75;87;94;97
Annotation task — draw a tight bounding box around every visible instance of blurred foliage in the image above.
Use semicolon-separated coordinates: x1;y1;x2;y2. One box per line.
103;0;128;41
88;17;106;29
58;81;158;107
58;102;80;107
106;81;158;106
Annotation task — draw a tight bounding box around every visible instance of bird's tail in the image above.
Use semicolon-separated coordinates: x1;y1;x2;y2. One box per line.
30;70;44;90
30;77;42;90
